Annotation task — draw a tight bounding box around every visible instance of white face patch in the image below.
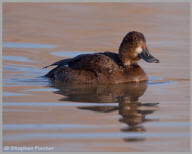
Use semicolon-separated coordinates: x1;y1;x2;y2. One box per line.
136;47;143;54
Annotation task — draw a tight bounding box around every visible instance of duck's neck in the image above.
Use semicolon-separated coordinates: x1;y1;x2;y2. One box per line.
118;45;138;67
118;54;138;68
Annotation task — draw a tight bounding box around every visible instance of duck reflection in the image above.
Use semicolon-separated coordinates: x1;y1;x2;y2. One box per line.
48;80;159;141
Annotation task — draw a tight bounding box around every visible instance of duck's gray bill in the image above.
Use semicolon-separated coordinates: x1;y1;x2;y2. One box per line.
138;49;159;63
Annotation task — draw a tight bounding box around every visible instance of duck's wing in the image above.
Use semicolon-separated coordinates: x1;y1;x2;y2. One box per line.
103;52;122;65
43;52;121;71
68;52;121;72
43;54;91;69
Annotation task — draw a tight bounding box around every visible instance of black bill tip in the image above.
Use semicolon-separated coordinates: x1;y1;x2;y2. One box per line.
153;58;160;63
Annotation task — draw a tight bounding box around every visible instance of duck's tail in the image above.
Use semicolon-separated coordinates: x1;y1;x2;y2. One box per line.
42;58;72;69
44;67;58;78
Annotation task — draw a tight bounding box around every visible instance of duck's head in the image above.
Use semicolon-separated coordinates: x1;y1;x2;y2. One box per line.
119;31;159;66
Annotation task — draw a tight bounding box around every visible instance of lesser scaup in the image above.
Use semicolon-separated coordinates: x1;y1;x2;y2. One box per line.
44;31;159;84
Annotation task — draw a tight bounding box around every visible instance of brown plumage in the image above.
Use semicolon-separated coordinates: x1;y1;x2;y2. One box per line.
44;31;159;84
119;31;146;65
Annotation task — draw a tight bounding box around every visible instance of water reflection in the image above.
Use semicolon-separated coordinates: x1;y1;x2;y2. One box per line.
48;80;159;142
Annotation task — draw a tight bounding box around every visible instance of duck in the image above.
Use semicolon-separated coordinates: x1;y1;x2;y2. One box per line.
44;31;159;84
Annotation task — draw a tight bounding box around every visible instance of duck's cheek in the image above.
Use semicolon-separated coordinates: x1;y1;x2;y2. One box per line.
132;55;140;61
135;47;143;54
129;52;138;59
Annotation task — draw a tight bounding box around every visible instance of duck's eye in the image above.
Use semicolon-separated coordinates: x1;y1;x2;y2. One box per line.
136;47;143;54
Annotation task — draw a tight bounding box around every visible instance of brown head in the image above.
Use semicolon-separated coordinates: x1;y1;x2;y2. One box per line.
119;31;159;66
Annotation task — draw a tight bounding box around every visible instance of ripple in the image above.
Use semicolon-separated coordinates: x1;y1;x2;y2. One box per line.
148;75;175;86
3;56;35;63
144;121;189;127
25;88;58;92
3;64;36;72
3;124;117;130
148;80;174;85
3;92;29;97
3;102;118;107
51;51;94;57
3;42;56;49
4;132;188;141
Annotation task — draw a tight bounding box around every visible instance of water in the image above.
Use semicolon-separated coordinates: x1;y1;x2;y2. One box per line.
3;3;190;152
51;51;94;57
3;42;56;49
3;47;189;152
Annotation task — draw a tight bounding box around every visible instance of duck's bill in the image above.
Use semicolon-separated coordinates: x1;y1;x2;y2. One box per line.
138;49;159;63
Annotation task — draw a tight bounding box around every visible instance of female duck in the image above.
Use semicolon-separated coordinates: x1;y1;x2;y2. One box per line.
44;31;159;84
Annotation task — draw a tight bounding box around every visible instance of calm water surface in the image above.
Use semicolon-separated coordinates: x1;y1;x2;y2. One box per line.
3;43;189;152
3;3;190;152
